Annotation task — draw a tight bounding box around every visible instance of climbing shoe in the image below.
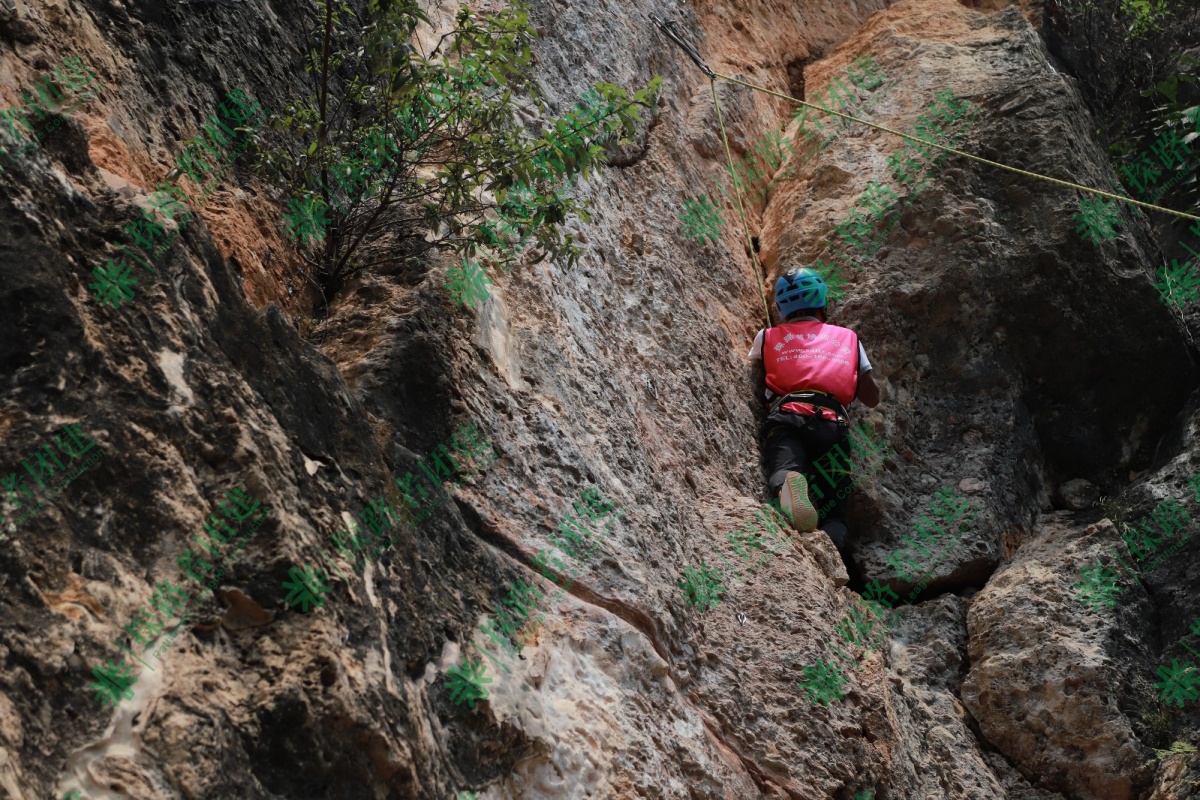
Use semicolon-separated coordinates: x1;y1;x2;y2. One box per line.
779;471;819;532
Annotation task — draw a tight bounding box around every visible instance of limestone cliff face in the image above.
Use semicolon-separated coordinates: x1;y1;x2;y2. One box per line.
3;0;1200;798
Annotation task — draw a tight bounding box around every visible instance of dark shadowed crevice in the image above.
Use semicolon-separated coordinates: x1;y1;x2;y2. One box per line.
440;703;542;795
784;51;822;101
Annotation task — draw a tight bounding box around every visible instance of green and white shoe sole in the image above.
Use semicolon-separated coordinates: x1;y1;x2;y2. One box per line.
780;471;819;532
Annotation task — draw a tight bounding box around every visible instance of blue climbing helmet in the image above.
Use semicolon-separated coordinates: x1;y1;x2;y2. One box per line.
774;267;827;319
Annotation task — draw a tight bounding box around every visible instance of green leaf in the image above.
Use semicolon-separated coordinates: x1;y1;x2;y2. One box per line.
253;0;654;297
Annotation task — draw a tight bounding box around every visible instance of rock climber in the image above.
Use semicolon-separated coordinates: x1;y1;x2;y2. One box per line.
748;266;880;569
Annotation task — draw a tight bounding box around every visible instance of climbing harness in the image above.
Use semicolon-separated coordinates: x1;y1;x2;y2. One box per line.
768;390;850;422
648;13;1200;326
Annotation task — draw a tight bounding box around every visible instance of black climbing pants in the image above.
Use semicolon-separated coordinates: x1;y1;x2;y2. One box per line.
763;410;853;560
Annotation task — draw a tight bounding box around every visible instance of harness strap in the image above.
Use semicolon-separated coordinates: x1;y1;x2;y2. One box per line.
768;390;849;420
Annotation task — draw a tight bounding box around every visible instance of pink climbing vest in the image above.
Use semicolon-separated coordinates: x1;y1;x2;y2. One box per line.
763;321;859;419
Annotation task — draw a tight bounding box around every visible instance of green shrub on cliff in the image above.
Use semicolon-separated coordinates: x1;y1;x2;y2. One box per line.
1118;0;1172;37
1068;0;1174;38
1049;0;1194;156
1142;739;1197;767
251;0;659;307
1137;57;1200;213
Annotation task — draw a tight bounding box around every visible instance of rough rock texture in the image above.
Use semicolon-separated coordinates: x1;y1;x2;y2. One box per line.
961;514;1160;800
957;395;1200;800
760;0;1195;600
884;593;1066;800
1056;479;1099;511
4;0;1200;798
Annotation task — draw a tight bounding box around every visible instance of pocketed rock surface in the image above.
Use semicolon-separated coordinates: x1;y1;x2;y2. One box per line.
961;514;1160;800
3;0;1200;798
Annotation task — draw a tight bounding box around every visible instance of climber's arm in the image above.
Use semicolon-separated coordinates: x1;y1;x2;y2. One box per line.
751;356;766;399
748;329;767;403
857;369;880;409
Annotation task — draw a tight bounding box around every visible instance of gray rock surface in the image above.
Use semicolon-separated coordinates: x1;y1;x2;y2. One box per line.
961;513;1160;800
2;0;1200;797
1057;478;1099;511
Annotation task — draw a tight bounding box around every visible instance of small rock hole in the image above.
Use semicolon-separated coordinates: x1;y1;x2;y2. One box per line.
320;664;337;687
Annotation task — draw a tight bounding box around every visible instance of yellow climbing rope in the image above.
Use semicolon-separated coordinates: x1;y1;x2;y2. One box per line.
710;78;774;327
653;11;1200;331
704;68;1200;328
713;71;1200;224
